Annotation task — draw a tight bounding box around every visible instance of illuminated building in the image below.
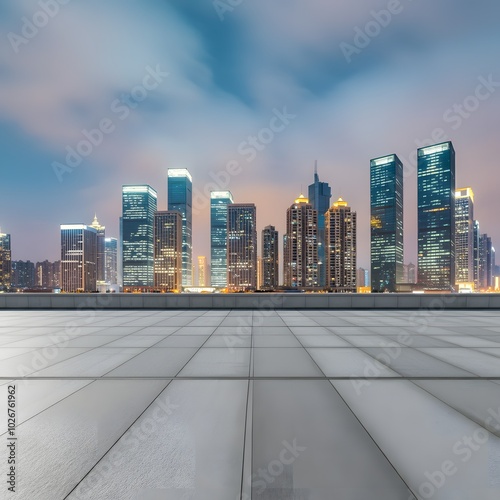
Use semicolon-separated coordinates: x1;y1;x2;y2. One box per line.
210;191;234;288
227;204;257;291
121;185;157;290
198;256;208;287
262;225;279;290
154;211;182;292
60;224;97;292
325;198;357;292
370;154;403;292
455;188;474;287
283;195;318;288
417;142;456;290
90;214;106;283
0;231;12;291
308;163;331;287
105;238;118;285
167;169;193;286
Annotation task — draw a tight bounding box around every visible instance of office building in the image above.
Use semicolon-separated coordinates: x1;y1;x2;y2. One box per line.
60;224;97;292
455;188;474;287
262;225;279;290
227;204;257;291
121;185;157;290
473;220;481;290
198;256;208;287
0;231;12;291
90;215;106;283
35;260;60;289
283;195;319;288
167;169;193;286
105;238;118;285
403;263;416;284
12;261;35;289
357;268;369;288
308;163;331;287
154;211;182;292
370;154;404;292
210;191;234;288
325;198;357;292
417;142;456;290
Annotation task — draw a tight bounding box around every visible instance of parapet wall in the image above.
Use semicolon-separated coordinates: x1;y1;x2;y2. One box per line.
0;293;499;309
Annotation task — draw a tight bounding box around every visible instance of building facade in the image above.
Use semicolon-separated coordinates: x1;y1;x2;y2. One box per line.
35;260;60;289
90;215;106;283
167;169;193;286
283;195;318;288
12;261;35;289
308;164;331;287
227;204;257;291
0;232;11;291
455;188;474;287
262;225;279;290
417;142;456;290
473;220;481;290
197;256;208;287
60;224;97;292
370;154;404;292
121;185;157;290
105;238;118;285
325;198;357;292
210;191;234;288
154;211;182;292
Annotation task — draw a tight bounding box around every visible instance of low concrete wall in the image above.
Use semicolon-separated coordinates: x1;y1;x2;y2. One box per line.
0;293;499;309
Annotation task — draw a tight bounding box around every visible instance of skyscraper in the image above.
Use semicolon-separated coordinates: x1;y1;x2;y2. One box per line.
308;163;332;288
210;191;234;288
473;220;481;290
36;260;60;289
262;225;279;290
90;215;106;283
455;188;474;287
104;238;118;285
154;211;182;292
325;198;357;292
370;154;404;292
12;261;35;289
283;195;318;288
122;185;157;291
60;224;97;292
479;234;495;290
0;231;11;292
227;204;257;291
198;256;208;287
167;169;193;286
417;142;456;290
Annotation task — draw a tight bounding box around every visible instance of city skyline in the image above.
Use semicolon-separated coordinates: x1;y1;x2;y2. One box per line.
1;1;500;270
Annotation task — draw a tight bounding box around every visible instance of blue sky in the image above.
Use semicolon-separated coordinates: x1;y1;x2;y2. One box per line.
1;0;500;268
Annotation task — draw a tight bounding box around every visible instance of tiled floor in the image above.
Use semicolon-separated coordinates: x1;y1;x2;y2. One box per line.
1;309;500;499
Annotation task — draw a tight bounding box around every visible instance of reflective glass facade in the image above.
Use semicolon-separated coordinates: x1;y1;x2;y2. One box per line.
121;185;157;289
168;169;193;287
417;142;456;290
308;167;331;288
154;211;182;291
455;188;474;285
370;154;403;292
210;191;233;288
104;237;118;285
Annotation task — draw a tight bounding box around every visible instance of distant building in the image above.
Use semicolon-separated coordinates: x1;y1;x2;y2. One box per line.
198;256;208;287
325;198;357;292
403;263;416;284
154;211;182;292
417;142;456;290
168;169;193;286
370;154;404;292
455;188;474;286
35;260;60;289
357;268;369;288
227;204;257;291
90;215;106;283
473;220;481;290
12;261;35;289
283;195;318;288
105;238;118;285
262;225;279;290
210;191;234;288
308;163;331;287
121;185;157;291
60;224;97;292
0;231;11;291
479;234;495;290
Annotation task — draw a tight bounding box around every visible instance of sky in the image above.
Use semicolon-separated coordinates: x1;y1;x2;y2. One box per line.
1;0;499;270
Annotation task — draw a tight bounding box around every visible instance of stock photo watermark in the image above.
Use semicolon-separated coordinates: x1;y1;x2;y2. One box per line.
52;65;169;183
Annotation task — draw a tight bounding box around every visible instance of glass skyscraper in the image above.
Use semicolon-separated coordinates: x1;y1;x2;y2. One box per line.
262;225;279;290
90;214;106;283
154;211;182;292
0;231;12;292
167;169;193;287
227;203;257;291
210;191;233;288
455;188;474;286
417;142;456;290
104;237;118;285
370;154;404;292
308;164;331;288
121;185;157;290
